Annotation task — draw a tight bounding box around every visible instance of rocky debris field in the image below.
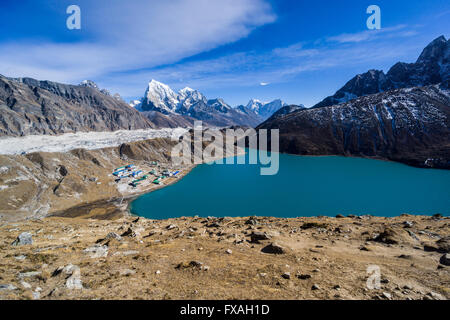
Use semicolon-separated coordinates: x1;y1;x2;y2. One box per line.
0;214;448;300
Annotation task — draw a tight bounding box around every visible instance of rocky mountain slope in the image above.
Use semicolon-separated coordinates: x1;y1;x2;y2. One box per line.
132;80;263;128
0;137;190;221
0;76;155;137
313;36;449;108
259;84;450;168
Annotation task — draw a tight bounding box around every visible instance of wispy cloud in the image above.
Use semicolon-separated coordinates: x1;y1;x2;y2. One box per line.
109;23;425;99
326;24;410;43
0;0;275;83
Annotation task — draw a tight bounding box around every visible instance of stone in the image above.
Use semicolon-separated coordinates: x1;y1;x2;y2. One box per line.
207;222;221;228
311;284;319;290
436;236;450;253
372;228;401;245
382;292;392;299
83;244;108;258
105;232;122;241
403;285;413;290
20;281;32;289
250;231;271;243
66;275;83;290
297;274;311;280
427;291;444;300
0;284;17;291
121;227;137;237
11;232;33;246
18;271;41;279
63;264;83;290
245;217;258;225
166;224;177;230
120;269;136;276
225;249;232;254
261;242;285;254
439;253;450;266
403;221;414;228
281;272;291;279
335;214;345;218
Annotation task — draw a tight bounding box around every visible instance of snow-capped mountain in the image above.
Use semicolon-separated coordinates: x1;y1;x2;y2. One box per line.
178;87;207;111
129;99;142;109
141;79;179;114
246;99;288;120
313;35;449;108
132;80;263;127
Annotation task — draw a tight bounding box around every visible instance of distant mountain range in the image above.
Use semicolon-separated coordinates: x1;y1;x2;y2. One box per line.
130;80;288;128
258;36;450;168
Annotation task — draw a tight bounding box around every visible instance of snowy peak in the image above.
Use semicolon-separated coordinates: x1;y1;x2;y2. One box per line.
416;35;448;64
207;98;232;112
246;99;287;120
142;80;179;113
178;87;207;110
80;80;99;90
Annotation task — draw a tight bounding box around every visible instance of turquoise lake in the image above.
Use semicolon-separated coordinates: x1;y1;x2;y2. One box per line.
130;153;450;219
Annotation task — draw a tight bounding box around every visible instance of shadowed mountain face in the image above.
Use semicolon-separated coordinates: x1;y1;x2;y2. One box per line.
313;36;449;108
259;85;450;168
0;76;155;136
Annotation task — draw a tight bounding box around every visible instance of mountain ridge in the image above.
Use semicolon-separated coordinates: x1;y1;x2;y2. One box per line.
313;35;449;109
0;75;156;136
132;80;264;128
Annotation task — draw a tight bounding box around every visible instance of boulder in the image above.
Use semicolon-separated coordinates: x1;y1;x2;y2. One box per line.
11;232;33;246
436;236;450;253
439;253;450;266
372;227;404;245
121;227;137;237
250;231;271;243
83;245;108;258
261;242;285;254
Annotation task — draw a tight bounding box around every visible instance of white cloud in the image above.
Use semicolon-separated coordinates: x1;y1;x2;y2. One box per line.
0;0;275;83
108;24;426;99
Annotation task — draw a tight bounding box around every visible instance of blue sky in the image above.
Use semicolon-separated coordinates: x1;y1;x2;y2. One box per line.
0;0;449;107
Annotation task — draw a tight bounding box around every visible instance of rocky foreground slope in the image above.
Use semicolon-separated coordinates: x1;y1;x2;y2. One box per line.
0;76;155;136
259;84;450;168
0;214;448;300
